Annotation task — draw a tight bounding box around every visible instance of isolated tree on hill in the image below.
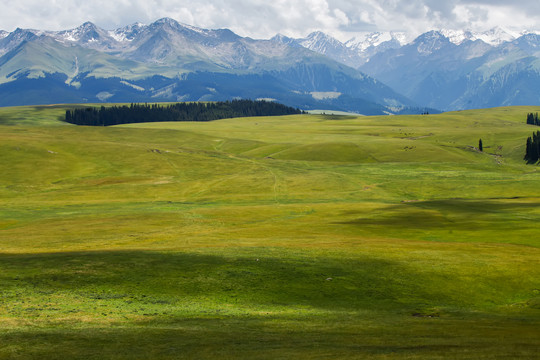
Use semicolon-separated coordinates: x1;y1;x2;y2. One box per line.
524;131;540;164
526;112;540;126
478;139;483;152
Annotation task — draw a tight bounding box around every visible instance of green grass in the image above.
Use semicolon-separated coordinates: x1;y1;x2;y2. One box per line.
1;105;540;358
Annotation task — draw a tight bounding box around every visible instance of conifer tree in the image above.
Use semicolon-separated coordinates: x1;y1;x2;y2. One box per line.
524;131;540;164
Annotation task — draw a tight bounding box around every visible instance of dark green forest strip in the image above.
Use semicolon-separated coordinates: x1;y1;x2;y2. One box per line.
64;100;304;126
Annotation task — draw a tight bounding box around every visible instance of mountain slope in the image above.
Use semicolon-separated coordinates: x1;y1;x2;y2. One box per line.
0;35;165;84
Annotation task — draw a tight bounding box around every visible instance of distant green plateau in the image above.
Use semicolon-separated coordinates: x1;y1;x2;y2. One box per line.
0;105;539;359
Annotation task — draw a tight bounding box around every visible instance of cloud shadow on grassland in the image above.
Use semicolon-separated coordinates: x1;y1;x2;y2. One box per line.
0;249;478;313
2;249;538;358
339;198;540;231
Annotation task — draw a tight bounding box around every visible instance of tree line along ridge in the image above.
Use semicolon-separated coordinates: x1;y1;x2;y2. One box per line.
64;100;304;126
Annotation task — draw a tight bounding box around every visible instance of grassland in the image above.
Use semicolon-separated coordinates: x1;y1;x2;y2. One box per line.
0;105;539;359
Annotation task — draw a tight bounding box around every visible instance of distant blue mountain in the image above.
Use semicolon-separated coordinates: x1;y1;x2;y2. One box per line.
358;31;540;110
279;28;540;111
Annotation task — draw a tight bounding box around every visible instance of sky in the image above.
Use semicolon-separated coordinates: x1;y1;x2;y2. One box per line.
1;0;539;41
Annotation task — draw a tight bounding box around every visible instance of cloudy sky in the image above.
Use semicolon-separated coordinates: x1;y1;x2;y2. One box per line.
1;0;539;40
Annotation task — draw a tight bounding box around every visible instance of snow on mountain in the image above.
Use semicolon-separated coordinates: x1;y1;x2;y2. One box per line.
271;31;363;68
345;32;409;52
179;22;212;36
512;33;540;55
440;27;537;46
142;17;240;42
0;28;39;57
54;21;111;44
410;31;454;55
356;26;540;111
439;30;476;45
271;27;540;69
2;19;540;111
0;19;416;114
287;27;539;60
270;34;303;48
298;31;345;54
475;27;521;46
109;22;146;42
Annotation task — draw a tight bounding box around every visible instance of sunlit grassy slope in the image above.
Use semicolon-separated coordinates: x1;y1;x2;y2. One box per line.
1;105;540;359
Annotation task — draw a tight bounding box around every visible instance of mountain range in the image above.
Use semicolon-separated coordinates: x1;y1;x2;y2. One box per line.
276;27;540;110
1;19;539;113
0;19;417;115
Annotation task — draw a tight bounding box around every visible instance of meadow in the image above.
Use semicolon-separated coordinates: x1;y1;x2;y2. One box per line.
0;104;539;359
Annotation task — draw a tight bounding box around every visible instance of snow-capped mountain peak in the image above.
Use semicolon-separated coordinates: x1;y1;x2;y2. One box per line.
346;31;408;51
151;17;181;27
110;22;146;42
178;22;209;35
299;31;344;53
437;27;531;46
149;17;202;33
145;18;234;41
413;31;453;55
270;33;304;48
271;33;290;42
439;29;476;45
436;27;527;46
57;21;107;43
0;20;416;115
475;26;519;46
0;28;39;56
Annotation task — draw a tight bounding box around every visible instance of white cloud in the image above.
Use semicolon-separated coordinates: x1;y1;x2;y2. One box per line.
0;0;539;40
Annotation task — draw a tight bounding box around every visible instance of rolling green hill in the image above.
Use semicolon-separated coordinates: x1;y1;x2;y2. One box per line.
1;105;539;359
